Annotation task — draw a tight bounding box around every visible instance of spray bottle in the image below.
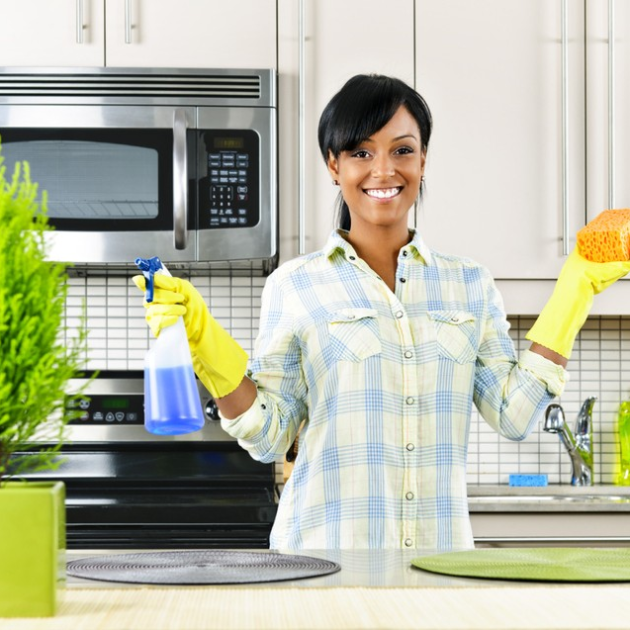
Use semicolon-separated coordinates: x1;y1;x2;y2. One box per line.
617;398;630;485
135;256;204;435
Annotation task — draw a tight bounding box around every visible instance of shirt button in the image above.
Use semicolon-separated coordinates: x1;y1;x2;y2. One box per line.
406;443;415;451
349;255;356;261
406;492;414;501
347;314;356;320
402;250;408;257
395;311;404;319
451;316;459;323
406;397;414;405
399;277;406;283
404;538;413;547
404;351;413;359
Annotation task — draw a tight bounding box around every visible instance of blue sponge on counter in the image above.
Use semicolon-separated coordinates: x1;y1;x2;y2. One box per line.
509;474;548;487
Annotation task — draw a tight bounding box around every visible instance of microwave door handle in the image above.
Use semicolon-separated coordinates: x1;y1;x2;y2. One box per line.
173;109;188;250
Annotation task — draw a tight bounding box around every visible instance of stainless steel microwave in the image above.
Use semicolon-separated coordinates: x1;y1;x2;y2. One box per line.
0;67;277;274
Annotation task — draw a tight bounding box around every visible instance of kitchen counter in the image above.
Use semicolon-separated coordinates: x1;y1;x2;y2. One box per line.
1;549;630;629
467;485;630;547
467;484;630;513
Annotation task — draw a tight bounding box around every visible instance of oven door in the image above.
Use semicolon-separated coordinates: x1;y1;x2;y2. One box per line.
0;105;197;264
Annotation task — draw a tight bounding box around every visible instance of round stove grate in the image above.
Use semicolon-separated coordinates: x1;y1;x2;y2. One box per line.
67;550;341;585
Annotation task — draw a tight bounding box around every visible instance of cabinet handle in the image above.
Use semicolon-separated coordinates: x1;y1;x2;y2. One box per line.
76;0;84;44
125;0;132;44
608;0;616;209
173;109;188;250
561;0;570;256
298;0;306;255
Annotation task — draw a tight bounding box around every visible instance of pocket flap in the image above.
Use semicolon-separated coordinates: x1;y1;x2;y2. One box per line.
428;310;475;326
328;308;378;324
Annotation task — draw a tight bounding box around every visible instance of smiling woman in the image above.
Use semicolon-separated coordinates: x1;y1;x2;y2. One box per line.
133;74;630;552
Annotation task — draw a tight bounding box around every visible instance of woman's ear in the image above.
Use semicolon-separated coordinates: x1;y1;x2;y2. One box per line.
326;150;340;184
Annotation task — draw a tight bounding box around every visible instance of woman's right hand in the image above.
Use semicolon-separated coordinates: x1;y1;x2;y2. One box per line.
132;274;249;399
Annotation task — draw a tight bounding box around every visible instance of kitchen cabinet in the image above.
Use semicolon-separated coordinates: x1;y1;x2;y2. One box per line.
277;0;415;263
415;0;587;281
0;0;105;66
0;0;276;69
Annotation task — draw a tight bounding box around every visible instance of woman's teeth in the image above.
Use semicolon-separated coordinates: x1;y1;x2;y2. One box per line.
365;187;401;199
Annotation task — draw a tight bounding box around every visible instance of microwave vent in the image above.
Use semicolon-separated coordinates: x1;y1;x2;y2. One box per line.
0;68;274;106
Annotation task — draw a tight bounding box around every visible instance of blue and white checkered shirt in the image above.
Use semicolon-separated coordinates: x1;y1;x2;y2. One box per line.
222;230;566;550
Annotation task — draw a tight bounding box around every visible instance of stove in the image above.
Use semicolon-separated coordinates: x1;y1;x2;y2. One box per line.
13;371;277;549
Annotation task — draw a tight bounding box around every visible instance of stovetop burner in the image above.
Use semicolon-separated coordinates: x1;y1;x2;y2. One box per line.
67;551;341;584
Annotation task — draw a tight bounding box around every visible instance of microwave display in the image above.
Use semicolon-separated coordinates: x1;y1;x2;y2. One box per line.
200;130;259;229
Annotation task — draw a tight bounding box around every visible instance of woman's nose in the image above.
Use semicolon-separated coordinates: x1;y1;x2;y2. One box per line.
371;154;395;178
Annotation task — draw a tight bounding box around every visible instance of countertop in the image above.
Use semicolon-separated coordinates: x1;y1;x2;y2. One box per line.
4;487;630;629
1;549;629;630
467;484;630;512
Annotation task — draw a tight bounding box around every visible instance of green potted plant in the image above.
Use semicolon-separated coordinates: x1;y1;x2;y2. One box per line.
0;145;88;618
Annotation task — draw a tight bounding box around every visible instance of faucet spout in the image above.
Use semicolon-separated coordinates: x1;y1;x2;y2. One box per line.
544;398;596;486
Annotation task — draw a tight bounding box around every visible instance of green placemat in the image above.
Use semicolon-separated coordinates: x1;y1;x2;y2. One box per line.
412;547;630;582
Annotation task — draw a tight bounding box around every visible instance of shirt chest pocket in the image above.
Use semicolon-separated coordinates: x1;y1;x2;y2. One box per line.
428;310;478;364
327;308;381;362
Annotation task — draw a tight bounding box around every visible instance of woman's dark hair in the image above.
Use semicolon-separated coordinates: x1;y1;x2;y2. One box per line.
317;74;433;231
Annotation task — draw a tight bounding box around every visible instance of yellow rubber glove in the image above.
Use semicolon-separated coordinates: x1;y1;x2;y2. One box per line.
526;249;630;359
132;274;248;398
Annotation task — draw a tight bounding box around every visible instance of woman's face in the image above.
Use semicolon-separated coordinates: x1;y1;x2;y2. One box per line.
327;105;426;234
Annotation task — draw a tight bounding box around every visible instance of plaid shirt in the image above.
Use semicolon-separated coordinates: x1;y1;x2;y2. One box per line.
222;230;566;550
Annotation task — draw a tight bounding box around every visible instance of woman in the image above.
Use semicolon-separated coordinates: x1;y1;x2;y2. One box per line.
134;74;630;550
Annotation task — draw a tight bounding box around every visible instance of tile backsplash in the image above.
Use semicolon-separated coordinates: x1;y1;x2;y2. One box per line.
65;273;630;487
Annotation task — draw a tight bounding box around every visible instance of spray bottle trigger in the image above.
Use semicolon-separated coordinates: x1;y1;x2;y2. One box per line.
134;256;164;303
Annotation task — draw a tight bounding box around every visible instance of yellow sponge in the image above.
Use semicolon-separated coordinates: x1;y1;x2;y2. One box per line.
576;209;630;262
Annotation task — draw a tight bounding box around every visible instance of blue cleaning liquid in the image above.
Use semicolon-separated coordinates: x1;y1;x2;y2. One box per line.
144;364;205;435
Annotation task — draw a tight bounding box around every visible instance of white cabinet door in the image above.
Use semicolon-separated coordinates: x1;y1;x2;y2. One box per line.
278;0;415;261
105;0;277;68
0;0;105;66
586;0;630;223
415;0;586;280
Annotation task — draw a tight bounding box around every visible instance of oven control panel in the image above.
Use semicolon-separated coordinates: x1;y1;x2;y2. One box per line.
201;130;260;229
67;394;144;425
61;371;233;442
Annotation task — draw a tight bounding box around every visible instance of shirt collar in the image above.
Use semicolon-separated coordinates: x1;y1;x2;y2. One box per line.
324;229;433;265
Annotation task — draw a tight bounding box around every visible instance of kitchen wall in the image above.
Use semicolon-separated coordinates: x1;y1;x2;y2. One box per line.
65;275;630;487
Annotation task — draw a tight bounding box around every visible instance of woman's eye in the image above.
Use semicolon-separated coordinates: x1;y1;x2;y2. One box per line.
395;146;414;155
351;150;370;158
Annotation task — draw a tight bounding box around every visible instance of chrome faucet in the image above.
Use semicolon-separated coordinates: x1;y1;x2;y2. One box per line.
543;397;596;486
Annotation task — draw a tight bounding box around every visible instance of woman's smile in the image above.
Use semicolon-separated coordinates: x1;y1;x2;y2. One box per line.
364;186;403;200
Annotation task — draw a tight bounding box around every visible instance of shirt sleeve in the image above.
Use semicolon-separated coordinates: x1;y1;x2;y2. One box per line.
472;268;568;441
220;272;308;463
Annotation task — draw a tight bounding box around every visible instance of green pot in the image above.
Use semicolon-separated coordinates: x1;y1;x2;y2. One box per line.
0;481;66;617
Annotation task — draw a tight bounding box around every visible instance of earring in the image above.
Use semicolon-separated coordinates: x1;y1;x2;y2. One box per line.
333;180;339;186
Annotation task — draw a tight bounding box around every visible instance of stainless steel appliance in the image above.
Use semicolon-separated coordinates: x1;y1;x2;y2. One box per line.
0;67;277;274
12;371;278;549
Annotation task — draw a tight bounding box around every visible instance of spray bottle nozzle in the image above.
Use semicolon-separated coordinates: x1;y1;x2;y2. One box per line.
134;256;164;303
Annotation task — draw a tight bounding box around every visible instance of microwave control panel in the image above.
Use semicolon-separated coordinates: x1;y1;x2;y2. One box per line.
201;130;260;229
